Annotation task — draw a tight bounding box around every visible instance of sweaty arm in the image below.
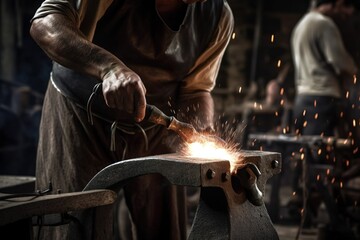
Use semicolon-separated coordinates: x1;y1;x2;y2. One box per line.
177;3;234;132
30;6;147;122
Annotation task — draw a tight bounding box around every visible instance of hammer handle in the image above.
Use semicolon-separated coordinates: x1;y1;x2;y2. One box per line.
145;104;172;128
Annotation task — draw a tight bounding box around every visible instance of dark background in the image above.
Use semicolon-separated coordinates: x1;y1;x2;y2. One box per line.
1;0;358;176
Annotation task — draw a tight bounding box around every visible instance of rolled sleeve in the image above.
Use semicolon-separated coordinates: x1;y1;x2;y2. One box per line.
179;2;234;97
31;0;79;25
31;0;113;40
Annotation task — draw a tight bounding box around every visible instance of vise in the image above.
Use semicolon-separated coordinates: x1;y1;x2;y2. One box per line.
84;150;281;240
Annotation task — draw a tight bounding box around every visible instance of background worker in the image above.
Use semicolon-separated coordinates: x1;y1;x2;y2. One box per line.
289;0;358;228
291;0;358;139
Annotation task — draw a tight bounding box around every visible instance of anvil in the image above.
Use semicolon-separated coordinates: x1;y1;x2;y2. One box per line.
83;150;281;240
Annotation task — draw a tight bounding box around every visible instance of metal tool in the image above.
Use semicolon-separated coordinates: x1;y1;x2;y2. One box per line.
84;151;282;239
145;104;226;146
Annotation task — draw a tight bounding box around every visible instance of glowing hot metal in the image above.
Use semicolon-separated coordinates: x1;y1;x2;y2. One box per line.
183;137;242;173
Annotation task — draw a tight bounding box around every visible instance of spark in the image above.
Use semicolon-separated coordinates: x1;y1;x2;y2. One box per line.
326;169;330;175
292;191;296;196
314;113;318;119
280;88;284;95
277;60;281;68
302;110;306;116
353;119;356;127
354;75;357;84
232;32;236;40
280;99;284;106
317;149;322;155
271;34;275;43
340;112;344;118
303;121;307;127
238;86;242;93
340;181;343;188
316;174;320;181
354;147;359;154
346;91;349;99
314;100;317;107
275;111;279;117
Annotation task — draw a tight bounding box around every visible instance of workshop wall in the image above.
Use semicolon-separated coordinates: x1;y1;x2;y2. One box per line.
215;0;308;115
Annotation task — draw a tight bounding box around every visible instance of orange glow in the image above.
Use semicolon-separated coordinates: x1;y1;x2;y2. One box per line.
182;137;241;173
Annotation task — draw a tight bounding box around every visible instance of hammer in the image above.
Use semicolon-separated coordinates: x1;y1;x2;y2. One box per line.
144;104;226;145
